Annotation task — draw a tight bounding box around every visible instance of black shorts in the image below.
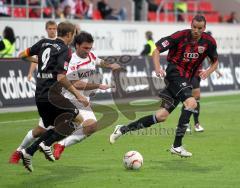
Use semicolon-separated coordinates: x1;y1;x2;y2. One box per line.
159;77;192;113
36;95;79;128
191;76;201;89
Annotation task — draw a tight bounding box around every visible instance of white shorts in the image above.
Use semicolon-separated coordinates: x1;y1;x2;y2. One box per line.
70;99;96;122
38;100;96;128
38;118;54;130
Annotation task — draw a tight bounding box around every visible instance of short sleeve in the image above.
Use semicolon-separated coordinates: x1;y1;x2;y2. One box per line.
207;39;218;63
95;56;102;65
56;48;70;75
89;52;102;65
155;31;181;53
28;39;44;56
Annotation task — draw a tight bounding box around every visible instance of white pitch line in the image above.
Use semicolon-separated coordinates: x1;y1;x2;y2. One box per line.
1;98;239;125
0;118;39;125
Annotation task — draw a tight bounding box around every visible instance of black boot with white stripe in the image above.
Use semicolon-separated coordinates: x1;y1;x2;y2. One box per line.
39;142;55;162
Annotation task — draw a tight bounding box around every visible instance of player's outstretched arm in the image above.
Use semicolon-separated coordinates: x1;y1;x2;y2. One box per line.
199;60;219;80
152;48;165;77
207;56;222;78
27;63;38;81
215;69;223;78
18;50;38;64
71;80;113;90
99;60;124;71
57;73;89;107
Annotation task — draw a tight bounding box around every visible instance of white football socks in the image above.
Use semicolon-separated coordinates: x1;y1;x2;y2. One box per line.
58;125;86;147
16;130;37;151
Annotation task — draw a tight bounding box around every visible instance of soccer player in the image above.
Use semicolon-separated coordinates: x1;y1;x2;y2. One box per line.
110;15;219;157
53;31;121;160
9;21;58;164
18;21;89;172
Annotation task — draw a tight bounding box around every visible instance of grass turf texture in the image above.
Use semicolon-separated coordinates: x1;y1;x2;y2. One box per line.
0;94;240;188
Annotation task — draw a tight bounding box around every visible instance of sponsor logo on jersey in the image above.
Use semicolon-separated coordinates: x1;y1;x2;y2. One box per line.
198;46;205;54
77;70;95;79
184;52;199;59
161;40;169;48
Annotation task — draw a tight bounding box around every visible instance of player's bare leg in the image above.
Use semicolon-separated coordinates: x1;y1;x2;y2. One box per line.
54;119;97;160
192;88;204;132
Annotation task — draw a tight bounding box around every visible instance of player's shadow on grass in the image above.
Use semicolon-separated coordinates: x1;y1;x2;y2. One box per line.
150;159;223;173
19;164;104;187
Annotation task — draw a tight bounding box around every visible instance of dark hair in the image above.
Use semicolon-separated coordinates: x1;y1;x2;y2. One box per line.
3;26;16;44
146;31;153;40
45;20;57;29
192;15;206;26
73;31;94;47
57;21;75;37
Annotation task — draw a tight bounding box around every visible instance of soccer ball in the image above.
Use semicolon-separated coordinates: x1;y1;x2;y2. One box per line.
123;151;143;170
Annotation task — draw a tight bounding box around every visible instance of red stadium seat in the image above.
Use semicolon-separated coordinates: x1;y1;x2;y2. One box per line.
187;1;196;12
159;13;175;22
92;10;102;20
187;14;194;22
163;2;174;11
155;0;163;5
13;7;26;18
148;12;175;22
148;11;157;21
204;12;219;23
43;7;52;17
198;2;213;12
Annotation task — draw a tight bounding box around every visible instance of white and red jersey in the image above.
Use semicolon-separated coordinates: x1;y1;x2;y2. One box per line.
62;51;102;100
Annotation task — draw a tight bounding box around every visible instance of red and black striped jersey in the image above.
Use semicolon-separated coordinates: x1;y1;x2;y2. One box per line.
155;29;218;79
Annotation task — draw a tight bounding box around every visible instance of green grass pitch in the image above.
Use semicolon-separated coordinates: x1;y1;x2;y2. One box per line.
0;94;240;188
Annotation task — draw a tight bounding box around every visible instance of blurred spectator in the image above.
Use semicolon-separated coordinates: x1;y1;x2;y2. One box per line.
97;0;126;20
6;0;26;4
28;0;41;18
75;0;93;19
147;0;158;12
226;12;239;23
0;26;16;58
61;0;92;19
45;0;59;8
54;5;64;19
174;1;187;22
218;15;224;23
133;0;143;21
0;0;10;17
63;5;74;19
29;8;41;18
28;0;40;5
140;31;156;56
61;0;76;15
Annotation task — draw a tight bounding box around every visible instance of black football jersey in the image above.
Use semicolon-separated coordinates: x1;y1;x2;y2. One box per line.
26;38;71;101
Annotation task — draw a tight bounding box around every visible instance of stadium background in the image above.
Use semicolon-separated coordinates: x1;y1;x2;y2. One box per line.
0;0;240;187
